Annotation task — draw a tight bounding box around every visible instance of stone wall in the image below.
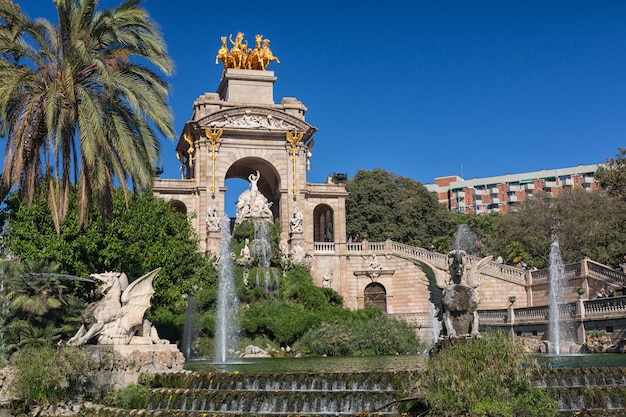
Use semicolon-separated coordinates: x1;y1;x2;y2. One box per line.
84;344;185;391
0;344;186;407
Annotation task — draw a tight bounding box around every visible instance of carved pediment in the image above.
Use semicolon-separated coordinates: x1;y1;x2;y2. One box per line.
196;107;315;137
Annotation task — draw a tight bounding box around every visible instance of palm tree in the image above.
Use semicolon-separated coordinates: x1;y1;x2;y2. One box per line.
0;259;82;356
0;0;175;233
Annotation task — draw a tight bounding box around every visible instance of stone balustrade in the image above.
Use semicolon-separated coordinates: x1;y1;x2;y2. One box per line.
317;240;624;290
389;312;430;327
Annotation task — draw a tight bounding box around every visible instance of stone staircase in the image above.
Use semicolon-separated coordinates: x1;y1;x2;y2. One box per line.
85;370;417;416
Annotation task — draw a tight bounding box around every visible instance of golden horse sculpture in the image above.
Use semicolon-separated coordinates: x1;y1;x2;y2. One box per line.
216;32;280;70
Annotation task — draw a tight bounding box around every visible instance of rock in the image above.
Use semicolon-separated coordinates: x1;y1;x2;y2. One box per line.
241;345;271;358
583;336;625;353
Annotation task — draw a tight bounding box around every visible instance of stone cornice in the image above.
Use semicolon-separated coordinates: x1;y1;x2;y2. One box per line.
192;107;316;140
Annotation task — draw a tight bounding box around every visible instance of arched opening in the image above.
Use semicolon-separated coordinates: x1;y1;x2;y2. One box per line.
224;157;281;222
170;200;187;214
364;282;387;313
313;204;334;242
224;178;249;218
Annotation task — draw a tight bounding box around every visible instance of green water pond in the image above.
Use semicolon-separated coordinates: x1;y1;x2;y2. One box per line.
184;353;626;373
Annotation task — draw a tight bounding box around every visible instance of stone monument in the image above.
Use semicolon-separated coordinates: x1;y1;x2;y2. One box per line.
235;170;274;224
419;250;492;339
67;268;184;389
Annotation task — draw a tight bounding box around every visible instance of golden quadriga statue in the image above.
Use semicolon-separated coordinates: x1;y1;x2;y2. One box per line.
216;32;280;70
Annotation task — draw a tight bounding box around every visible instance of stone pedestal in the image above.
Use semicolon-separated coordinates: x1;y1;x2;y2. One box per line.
84;344;185;390
217;69;276;104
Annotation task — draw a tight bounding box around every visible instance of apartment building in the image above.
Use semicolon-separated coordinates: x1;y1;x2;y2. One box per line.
425;164;601;214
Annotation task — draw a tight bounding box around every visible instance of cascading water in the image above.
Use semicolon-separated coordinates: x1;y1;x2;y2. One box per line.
215;216;239;363
428;302;442;346
548;236;566;354
251;218;279;290
181;296;198;360
251;219;272;268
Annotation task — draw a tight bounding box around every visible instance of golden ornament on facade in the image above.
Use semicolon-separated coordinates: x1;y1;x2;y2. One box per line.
183;132;195;167
286;130;305;197
205;128;224;197
216;32;280;70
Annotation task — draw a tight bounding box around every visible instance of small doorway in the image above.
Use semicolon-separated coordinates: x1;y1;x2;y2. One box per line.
364;282;387;313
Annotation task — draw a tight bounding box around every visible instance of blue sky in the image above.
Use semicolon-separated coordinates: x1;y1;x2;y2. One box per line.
18;1;626;189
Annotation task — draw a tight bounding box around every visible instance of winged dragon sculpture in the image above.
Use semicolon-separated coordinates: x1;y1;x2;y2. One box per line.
68;268;167;346
417;251;492;338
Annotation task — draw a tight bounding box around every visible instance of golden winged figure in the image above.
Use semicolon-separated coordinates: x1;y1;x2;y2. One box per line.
205;127;224;145
286;130;304;147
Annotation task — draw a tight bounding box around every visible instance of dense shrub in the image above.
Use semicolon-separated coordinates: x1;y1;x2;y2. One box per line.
102;383;152;408
235;266;422;354
411;331;557;417
10;345;95;408
298;308;423;356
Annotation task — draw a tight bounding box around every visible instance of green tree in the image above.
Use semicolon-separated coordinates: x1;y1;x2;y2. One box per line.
1;187;214;343
595;148;626;199
0;0;175;233
485;189;626;268
345;168;450;246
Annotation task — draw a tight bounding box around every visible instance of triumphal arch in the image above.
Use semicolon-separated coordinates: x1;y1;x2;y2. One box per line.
153;33;347;267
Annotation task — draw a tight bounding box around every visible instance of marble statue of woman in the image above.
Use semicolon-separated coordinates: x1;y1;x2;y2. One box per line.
290;206;303;233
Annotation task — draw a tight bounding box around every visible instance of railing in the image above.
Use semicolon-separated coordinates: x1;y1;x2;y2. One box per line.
481;262;526;284
477;309;507;325
368;242;386;252
346;242;362;252
314;242;335;253
390;312;430;327
531;263;581;283
587;261;625;286
583;296;626;318
512;306;550;323
390;241;448;269
315;240;624;289
477;297;626;327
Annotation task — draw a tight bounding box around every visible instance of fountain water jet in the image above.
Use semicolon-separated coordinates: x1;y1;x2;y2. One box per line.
250;218;279;290
428;302;442;346
548;235;567;354
455;223;478;254
181;296;198;360
251;219;272;268
215;215;239;363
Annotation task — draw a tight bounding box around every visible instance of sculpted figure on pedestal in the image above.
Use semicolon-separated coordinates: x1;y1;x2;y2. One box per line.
206;205;220;232
418;250;492;338
290;206;303;233
68;268;167;346
235;170;273;224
